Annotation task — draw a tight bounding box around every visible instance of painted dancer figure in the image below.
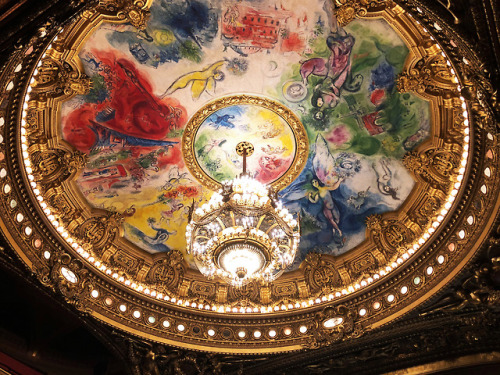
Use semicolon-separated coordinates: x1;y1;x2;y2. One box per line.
161;60;226;99
372;158;399;200
300;28;362;109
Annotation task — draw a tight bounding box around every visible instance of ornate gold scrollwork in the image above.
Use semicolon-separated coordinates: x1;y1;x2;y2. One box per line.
366;215;416;259
44;188;81;222
303;253;341;294
118;2;150;30
459;61;499;131
403;146;461;193
227;281;260;304
30;147;87;190
305;305;362;348
30;58;91;101
110;250;145;276
50;252;92;311
98;0;150;30
24;108;45;142
77;212;124;254
407;195;442;228
271;282;299;300
190;281;217;299
146;251;185;294
334;0;391;27
397;54;457;96
428;54;455;83
348;253;378;279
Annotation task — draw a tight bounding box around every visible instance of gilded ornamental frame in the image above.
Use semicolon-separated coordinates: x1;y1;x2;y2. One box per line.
0;0;498;353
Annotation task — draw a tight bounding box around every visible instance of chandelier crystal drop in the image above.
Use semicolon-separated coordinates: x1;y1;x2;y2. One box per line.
186;142;300;286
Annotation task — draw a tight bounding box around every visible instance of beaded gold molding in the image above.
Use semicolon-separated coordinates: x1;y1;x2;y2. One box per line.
0;0;498;353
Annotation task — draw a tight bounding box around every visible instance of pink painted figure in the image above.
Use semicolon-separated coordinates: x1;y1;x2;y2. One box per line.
300;30;360;109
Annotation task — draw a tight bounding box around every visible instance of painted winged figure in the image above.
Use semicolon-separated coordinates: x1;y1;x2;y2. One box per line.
161;60;226;99
283;134;361;237
309;134;346;235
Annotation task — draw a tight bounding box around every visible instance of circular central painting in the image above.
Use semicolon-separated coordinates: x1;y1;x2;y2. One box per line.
195;104;295;185
184;96;307;190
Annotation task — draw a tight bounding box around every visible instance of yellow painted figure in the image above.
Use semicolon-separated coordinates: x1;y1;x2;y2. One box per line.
161;60;226;99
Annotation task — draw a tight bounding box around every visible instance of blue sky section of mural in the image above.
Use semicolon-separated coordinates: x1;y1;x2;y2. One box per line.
61;0;430;268
108;0;219;67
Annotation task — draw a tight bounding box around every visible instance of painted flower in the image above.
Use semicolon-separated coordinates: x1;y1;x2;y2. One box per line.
325;125;351;146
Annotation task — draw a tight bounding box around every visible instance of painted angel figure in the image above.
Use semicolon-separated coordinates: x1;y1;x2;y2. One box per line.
309;134;360;236
282;134;361;238
308;177;343;235
160;60;225;99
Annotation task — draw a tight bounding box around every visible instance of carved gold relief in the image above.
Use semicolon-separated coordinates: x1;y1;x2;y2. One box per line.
366;215;416;259
305;305;362;348
428;54;455;83
334;0;391;27
98;0;150;30
30;58;91;101
397;55;457;96
303;254;341;294
348;253;378;278
397;66;428;94
117;2;150;30
271;282;298;299
146;251;185;294
191;281;217;299
49;252;92;311
44;187;81;222
403;146;461;192
30;147;87;190
77;212;123;254
227;281;260;304
445;109;467;145
24;108;45;142
407;195;442;228
110;250;144;275
459;61;499;131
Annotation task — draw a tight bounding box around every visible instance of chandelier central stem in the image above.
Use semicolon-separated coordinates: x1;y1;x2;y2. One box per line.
242;149;247;175
235;141;254;176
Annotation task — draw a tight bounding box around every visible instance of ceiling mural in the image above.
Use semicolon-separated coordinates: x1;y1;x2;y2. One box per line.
60;0;429;266
2;0;494;355
193;103;296;185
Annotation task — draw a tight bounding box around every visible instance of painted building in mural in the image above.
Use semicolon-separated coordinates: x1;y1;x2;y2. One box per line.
222;5;282;53
60;0;431;269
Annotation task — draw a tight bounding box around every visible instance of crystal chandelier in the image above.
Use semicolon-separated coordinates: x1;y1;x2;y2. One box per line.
186;142;300;286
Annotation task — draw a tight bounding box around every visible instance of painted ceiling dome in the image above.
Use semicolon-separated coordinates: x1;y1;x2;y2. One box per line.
0;0;498;355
